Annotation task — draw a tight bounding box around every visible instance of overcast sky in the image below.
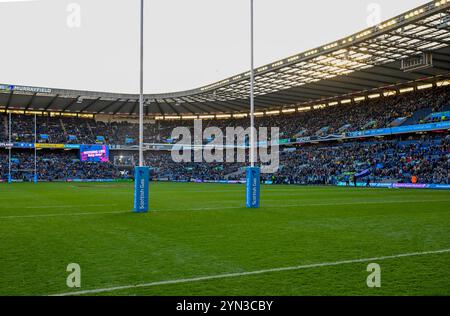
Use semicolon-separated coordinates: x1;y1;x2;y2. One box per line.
0;0;430;94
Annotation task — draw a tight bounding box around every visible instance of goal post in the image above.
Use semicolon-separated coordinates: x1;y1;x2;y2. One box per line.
245;0;261;209
133;0;150;213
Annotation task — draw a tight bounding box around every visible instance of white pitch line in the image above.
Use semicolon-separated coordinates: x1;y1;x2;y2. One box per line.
263;199;450;208
25;204;118;209
0;210;128;219
2;198;450;219
51;248;450;296
160;199;450;212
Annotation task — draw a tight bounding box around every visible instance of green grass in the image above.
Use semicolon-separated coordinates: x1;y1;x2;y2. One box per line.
0;182;449;296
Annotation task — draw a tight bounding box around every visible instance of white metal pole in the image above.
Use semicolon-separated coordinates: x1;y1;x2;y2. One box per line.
139;0;144;167
8;113;11;180
34;114;37;180
250;0;255;167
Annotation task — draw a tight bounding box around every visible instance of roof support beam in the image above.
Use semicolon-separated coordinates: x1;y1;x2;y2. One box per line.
178;98;202;114
196;101;233;114
44;95;60;111
62;97;80;112
154;100;165;116
163;99;181;115
302;83;355;95
260;93;310;104
201;99;241;112
25;93;37;111
357;68;415;83
254;97;290;110
5;91;14;110
395;32;449;46
213;100;246;112
113;99;132;115
178;104;199;115
320;78;377;90
185;102;215;114
261;91;312;104
129;101;139;115
215;99;249;112
80;97;102;113
97;99;122;114
279;87;338;99
183;94;244;113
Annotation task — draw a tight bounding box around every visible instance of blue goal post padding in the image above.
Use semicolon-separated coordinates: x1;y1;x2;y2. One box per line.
133;166;150;213
246;167;261;208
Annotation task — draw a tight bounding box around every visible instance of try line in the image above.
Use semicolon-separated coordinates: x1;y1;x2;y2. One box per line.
0;210;128;219
51;248;450;296
1;198;450;219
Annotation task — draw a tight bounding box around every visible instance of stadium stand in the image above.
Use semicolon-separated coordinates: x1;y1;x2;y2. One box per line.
1;85;449;144
0;151;121;182
137;135;449;185
0;84;448;185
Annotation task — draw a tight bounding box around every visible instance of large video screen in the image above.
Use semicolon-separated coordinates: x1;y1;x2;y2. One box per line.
80;145;109;163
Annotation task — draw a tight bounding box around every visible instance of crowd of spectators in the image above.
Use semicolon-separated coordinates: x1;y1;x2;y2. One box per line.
1;85;448;145
263;135;449;185
0;85;448;185
110;134;449;185
0;151;121;181
1;134;448;184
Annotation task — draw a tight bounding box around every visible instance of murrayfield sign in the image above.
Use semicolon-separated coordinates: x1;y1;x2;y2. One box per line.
0;84;52;94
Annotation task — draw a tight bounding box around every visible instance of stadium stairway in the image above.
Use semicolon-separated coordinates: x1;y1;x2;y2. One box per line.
86;121;95;138
59;118;68;137
400;107;433;126
362;120;377;130
2;115;7;141
389;117;408;127
224;168;245;180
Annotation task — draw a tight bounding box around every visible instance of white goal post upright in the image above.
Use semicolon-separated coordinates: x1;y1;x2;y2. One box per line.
245;0;261;208
34;114;37;183
250;0;255;169
139;0;144;168
133;0;150;213
8;113;11;183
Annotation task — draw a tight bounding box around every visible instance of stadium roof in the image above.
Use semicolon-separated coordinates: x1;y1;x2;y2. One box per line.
1;0;450;117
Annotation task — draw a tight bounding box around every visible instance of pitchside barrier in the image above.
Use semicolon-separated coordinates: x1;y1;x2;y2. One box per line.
337;182;450;190
3;176;447;191
148;179;450;191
